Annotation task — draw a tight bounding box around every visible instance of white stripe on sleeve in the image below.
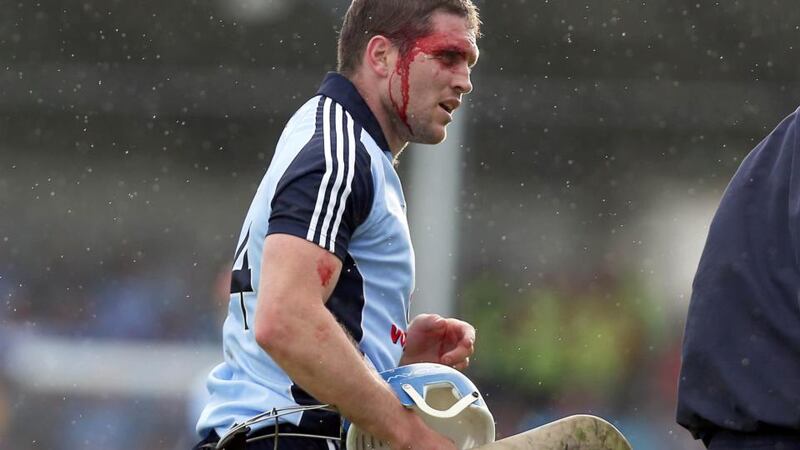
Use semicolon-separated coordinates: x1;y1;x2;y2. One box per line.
318;103;346;249
306;97;334;242
328;111;357;252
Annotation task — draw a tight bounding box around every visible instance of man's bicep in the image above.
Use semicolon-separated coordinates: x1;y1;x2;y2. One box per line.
258;233;343;307
253;233;346;360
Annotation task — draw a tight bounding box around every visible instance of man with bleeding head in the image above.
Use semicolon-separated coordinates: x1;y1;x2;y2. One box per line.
193;1;482;449
340;0;479;152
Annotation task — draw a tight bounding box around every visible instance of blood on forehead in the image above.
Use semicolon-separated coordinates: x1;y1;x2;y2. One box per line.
413;32;479;67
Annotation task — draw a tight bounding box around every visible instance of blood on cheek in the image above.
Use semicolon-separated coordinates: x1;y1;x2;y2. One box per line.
317;259;335;287
388;34;473;134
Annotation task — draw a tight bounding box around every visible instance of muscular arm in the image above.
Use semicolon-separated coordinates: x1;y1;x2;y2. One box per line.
254;233;453;449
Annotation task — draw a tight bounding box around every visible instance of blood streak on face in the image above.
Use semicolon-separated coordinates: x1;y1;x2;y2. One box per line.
388;32;475;134
317;258;335;287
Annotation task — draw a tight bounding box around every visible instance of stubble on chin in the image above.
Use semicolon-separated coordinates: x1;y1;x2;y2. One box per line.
410;120;448;145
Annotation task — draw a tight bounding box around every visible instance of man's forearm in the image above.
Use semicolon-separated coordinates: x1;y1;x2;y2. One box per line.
255;299;413;446
253;235;451;448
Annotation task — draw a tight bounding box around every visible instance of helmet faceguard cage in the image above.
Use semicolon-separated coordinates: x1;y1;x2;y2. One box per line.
347;363;496;449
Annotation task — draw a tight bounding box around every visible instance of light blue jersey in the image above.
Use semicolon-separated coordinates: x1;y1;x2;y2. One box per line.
196;73;415;439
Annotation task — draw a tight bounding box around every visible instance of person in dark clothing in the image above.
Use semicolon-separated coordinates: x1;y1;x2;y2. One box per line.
677;107;800;449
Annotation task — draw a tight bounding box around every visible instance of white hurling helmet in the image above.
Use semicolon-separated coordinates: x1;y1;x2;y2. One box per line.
346;363;496;450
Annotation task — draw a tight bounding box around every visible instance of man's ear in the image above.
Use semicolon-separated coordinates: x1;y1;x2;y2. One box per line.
363;35;395;78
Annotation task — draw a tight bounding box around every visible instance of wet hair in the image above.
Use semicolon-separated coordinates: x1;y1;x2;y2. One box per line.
337;0;481;75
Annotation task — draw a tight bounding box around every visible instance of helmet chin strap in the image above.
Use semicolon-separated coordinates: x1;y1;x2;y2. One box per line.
400;383;480;419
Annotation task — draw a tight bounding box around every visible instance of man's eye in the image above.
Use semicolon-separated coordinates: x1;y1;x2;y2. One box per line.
436;51;461;65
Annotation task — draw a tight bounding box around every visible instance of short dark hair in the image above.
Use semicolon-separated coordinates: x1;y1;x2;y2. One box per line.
337;0;481;76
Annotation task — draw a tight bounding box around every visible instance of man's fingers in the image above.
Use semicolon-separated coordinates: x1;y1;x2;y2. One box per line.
452;357;470;371
440;340;473;366
445;318;476;343
411;313;446;333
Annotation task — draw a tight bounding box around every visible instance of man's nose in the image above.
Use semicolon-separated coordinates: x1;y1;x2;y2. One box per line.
453;66;473;94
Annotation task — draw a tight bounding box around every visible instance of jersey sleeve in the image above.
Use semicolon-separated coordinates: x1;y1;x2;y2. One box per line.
267;101;374;261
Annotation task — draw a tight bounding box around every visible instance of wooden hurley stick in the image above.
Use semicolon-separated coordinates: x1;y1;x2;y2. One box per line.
472;415;633;450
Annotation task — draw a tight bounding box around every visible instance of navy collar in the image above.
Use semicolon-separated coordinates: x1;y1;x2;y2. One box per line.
317;72;391;155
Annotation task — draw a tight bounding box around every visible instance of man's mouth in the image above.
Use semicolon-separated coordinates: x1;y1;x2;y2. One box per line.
439;100;460;114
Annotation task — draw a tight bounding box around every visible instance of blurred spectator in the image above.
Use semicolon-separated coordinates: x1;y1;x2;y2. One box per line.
0;257;230;450
181;264;231;447
463;272;660;400
462;271;680;449
83;257;186;340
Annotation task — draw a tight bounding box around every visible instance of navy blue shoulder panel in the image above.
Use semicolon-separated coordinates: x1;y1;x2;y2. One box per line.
268;97;374;261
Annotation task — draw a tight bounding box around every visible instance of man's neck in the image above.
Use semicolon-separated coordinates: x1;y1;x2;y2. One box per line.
348;72;407;158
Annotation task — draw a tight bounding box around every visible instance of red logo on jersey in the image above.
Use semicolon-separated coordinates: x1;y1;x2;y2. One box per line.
391;324;407;347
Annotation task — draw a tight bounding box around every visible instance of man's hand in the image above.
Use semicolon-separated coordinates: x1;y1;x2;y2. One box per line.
399;313;476;370
390;409;459;450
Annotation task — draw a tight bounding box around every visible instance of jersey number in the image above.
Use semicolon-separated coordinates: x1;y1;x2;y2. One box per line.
231;227;254;330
